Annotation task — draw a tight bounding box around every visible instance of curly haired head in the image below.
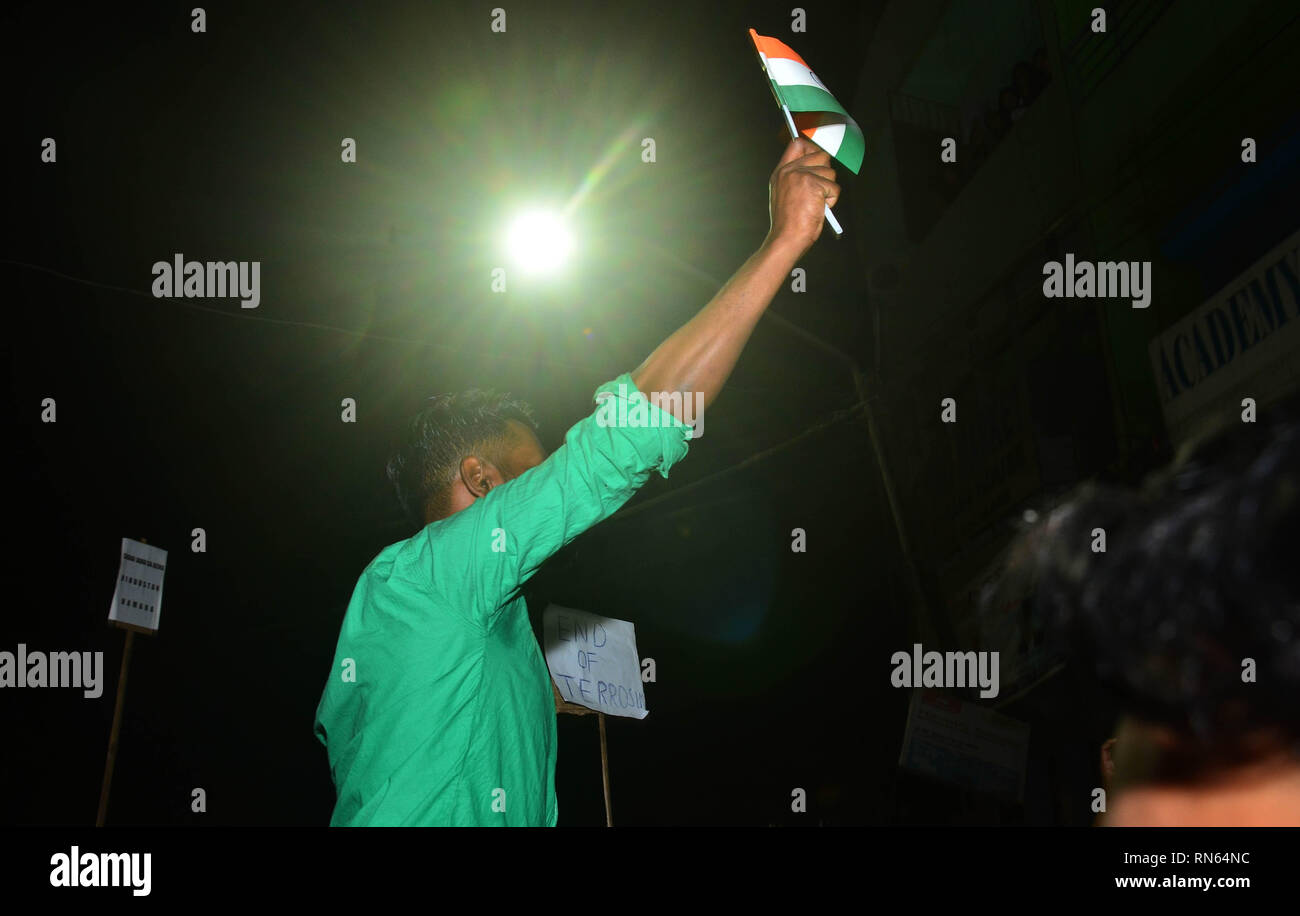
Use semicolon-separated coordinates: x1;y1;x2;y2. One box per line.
986;396;1300;777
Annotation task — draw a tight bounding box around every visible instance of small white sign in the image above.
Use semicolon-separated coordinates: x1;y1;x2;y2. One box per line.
543;604;647;719
898;688;1030;802
108;538;167;631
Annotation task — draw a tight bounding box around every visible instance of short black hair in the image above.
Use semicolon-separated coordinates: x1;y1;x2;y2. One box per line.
985;395;1300;772
386;389;539;528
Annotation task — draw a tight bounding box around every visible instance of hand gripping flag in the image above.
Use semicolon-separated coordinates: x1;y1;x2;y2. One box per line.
749;29;864;176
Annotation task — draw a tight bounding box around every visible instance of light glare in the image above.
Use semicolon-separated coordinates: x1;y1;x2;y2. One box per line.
507;210;572;274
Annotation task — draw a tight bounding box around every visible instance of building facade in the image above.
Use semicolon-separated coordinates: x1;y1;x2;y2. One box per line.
848;0;1300;822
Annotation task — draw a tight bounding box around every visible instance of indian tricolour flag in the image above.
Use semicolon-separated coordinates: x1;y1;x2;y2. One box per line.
749;29;864;175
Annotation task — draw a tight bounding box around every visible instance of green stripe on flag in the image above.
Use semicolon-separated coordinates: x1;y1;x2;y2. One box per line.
772;81;865;174
770;81;848;117
831;125;864;175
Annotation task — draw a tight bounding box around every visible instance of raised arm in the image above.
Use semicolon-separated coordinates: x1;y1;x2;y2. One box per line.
631;136;840;417
416;138;841;627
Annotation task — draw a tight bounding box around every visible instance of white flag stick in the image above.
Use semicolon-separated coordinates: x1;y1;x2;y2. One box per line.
779;104;843;238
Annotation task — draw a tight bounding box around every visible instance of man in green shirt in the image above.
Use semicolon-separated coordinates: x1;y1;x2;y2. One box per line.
314;137;841;825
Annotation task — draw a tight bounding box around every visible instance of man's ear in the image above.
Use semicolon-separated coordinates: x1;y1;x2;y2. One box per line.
1101;736;1118;785
459;454;494;499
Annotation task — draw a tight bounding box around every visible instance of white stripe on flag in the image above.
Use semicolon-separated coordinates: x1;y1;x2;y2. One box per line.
765;56;829;92
804;122;846;155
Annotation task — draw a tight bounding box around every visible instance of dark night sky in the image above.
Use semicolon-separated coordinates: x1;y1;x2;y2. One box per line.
4;0;919;825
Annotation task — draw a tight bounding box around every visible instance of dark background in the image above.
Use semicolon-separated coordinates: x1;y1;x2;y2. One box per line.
3;0;1297;826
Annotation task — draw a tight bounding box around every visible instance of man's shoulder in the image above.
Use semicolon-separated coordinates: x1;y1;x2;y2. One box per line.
345;529;489;634
359;532;427;582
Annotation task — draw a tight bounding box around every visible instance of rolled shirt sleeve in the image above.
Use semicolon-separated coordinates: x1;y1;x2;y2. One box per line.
417;372;693;630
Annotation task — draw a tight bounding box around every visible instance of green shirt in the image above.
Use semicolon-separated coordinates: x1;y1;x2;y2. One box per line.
314;373;692;825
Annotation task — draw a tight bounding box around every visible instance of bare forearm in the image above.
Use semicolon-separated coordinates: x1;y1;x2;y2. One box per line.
630;136;840;419
631;235;800;416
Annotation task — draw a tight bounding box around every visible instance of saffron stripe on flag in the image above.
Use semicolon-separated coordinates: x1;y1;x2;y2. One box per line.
749;30;809;67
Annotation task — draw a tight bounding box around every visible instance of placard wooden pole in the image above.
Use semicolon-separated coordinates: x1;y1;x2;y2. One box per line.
554;681;614;827
97;537;155;826
96;626;135;826
598;712;613;827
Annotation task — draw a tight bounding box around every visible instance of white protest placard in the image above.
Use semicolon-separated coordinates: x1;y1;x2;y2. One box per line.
543;604;647;719
898;688;1030;802
108;538;167;631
